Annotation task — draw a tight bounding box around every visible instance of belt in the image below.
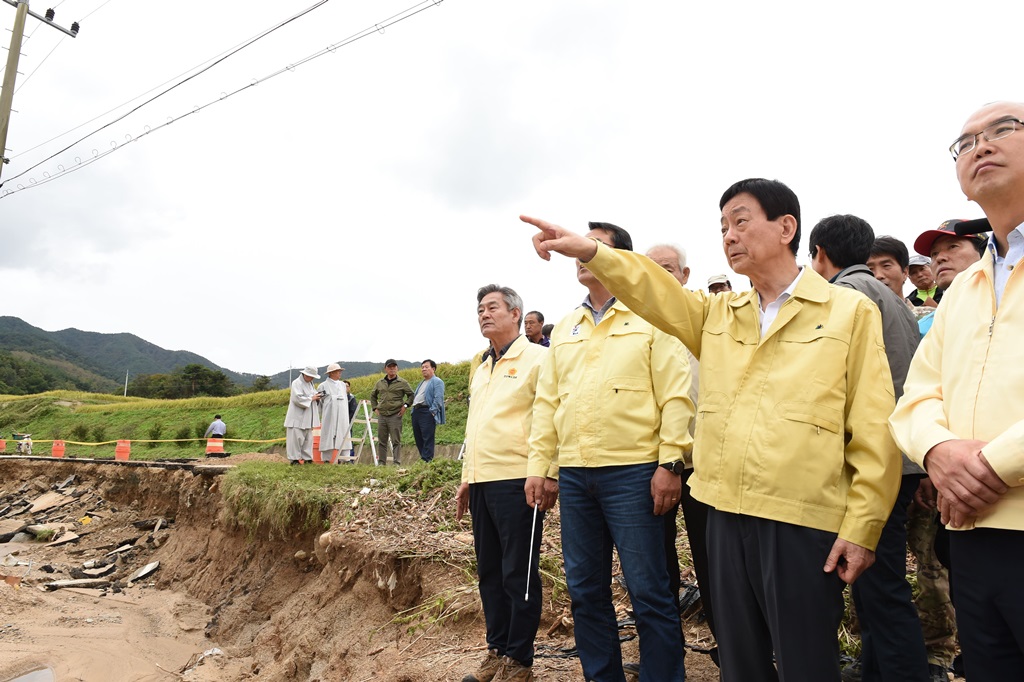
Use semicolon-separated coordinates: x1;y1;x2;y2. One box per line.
413;404;429;410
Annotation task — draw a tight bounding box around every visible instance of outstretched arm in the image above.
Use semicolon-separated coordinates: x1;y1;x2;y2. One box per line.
521;215;599;262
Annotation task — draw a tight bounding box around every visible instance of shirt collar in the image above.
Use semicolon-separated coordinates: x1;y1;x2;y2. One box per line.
758;266;804;310
582;294;617;324
987;222;1024;257
481;335;520;366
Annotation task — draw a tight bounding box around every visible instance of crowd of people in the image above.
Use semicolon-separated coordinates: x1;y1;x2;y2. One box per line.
283;359;448;465
455;101;1024;682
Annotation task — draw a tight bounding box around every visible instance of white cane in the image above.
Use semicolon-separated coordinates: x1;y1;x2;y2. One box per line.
524;500;539;601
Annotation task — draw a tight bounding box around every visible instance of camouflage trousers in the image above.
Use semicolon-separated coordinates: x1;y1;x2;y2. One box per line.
906;501;957;668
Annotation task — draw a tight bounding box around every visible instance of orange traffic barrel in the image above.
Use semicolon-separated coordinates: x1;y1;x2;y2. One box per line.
114;440;131;461
0;439;5;453
205;438;225;456
52;440;66;458
311;426;323;464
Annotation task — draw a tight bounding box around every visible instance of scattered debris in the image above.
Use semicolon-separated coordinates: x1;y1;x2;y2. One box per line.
82;564;116;578
46;532;80;547
126;561;159;584
44;578;112;590
105;544;135;557
180;647;224;674
28;491;74;514
132;518;171;531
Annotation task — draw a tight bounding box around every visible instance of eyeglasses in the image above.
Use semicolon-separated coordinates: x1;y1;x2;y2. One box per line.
949;118;1024;160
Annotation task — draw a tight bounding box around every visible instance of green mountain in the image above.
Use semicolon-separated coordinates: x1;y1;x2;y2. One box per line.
0;316;250;393
0;316;424;394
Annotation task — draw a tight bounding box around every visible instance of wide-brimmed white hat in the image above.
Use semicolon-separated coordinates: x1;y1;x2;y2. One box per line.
326;363;344;373
300;366;320;379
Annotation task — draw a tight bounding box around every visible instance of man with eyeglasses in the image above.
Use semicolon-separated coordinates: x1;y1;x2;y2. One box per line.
891;101;1024;682
523;178;901;682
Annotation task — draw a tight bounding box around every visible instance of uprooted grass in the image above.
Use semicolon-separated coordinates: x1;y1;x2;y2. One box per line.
220;458;464;540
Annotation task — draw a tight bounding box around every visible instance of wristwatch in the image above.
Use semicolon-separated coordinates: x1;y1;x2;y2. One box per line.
659;461;685;475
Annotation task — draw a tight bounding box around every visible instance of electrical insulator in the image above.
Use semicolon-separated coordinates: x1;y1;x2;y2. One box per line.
45;8;55;20
70;21;80;35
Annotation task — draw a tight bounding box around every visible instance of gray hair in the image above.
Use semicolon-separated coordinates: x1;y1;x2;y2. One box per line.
477;284;524;329
646;243;688;270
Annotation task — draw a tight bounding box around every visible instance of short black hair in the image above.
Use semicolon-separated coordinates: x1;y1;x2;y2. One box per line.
214;414;221;420
808;214;875;269
870;236;910;270
587;221;633;252
525;310;544;324
542;323;554;337
719;178;801;256
422;359;437;370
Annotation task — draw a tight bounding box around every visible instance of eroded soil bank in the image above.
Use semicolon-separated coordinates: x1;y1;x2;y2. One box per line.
0;457;720;681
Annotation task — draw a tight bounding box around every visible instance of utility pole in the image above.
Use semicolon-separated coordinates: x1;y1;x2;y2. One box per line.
0;0;79;181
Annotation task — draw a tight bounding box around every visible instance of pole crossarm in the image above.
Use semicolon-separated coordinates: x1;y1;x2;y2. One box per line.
1;0;78;177
2;0;79;37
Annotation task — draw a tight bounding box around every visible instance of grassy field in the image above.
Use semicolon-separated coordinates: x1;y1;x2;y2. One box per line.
0;362;470;461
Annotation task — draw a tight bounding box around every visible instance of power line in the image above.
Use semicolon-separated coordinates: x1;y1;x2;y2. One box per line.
14;0;118;96
14;35;66;94
0;0;445;198
1;0;331;186
80;0;115;22
10;3;313;162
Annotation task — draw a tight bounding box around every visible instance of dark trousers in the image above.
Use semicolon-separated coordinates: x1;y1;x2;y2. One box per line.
411;407;436;461
708;510;846;682
851;474;929;682
949;528;1024;682
469;478;543;666
661;470;716;659
679;469;716;640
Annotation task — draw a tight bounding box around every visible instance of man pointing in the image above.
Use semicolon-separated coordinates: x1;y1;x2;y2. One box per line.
521;177;900;682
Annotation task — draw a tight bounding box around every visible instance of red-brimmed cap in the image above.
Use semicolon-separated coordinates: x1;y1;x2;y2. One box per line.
913;219;988;256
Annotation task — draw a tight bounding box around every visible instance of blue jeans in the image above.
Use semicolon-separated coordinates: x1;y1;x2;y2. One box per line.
559;463;685;682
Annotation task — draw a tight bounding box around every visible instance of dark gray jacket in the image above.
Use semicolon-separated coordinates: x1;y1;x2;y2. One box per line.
834;264;923;475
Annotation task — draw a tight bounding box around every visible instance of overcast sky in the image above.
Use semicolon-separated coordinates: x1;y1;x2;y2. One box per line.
0;0;1013;377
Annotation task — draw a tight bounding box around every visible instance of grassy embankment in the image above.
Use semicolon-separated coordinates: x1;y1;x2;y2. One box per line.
0;362;470;460
220;457;464;537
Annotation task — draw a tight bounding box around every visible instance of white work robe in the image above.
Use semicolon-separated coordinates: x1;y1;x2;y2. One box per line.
318;377;350;452
284;376;321;429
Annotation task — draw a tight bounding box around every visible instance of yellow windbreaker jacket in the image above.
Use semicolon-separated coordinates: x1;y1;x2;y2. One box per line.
890;252;1024;531
586;244;900;550
462;336;548;484
526;299;694;478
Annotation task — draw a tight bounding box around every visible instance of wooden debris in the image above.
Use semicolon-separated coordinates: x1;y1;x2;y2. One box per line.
44;578;111;590
46;532;80;547
126;561;159;583
28;491;74;514
105;544;135;557
0;519;24;535
82;564;116;578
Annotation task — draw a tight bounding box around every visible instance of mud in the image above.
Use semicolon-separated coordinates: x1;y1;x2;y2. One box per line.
0;458;721;681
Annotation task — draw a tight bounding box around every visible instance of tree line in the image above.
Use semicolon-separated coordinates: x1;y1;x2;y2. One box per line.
127;363;273;399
